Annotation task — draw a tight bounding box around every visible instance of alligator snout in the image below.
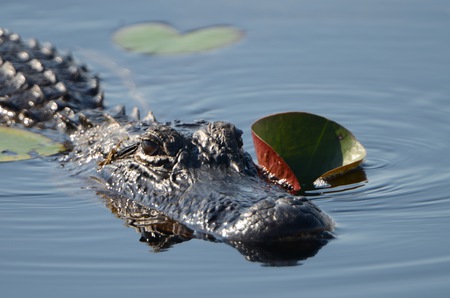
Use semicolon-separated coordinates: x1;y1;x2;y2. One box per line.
218;196;335;242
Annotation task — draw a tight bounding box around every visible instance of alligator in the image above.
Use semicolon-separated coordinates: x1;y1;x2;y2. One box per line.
0;28;335;265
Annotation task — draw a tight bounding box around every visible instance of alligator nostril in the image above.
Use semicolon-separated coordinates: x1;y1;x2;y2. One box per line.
276;197;304;206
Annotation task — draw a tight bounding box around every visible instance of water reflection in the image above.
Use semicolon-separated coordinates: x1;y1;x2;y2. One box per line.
101;193;333;266
227;238;331;267
307;167;368;195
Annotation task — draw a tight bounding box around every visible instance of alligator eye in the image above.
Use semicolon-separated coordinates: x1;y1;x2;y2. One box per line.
141;139;160;156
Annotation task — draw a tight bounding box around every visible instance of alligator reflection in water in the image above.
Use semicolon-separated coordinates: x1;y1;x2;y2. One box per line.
101;192;336;266
101;167;366;266
104;168;366;266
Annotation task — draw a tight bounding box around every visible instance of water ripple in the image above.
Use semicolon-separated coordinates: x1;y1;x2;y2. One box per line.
150;80;450;217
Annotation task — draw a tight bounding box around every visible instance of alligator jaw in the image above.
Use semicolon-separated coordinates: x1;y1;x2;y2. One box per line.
215;195;335;243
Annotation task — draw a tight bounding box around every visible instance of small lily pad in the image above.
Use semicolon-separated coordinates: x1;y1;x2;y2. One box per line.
251;112;366;190
112;22;244;55
0;127;65;162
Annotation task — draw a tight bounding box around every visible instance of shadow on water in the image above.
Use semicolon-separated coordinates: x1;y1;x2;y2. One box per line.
99;168;366;267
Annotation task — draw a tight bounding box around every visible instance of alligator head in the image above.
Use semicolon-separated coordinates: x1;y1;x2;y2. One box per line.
72;117;335;243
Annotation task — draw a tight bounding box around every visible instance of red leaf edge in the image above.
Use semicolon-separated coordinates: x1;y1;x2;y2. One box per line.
251;130;301;192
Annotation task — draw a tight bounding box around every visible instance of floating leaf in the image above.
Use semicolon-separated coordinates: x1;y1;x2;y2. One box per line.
251;112;366;190
112;22;244;55
0;127;65;162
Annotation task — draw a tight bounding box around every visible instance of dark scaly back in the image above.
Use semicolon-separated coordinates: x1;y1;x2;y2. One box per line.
0;28;103;129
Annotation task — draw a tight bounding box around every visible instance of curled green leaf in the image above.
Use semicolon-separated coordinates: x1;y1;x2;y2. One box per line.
251;112;366;190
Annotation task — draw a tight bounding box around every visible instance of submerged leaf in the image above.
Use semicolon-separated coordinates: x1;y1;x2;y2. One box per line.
0;127;65;162
251;112;366;190
112;22;244;55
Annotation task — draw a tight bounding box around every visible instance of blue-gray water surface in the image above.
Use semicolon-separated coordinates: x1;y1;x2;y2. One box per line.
1;0;450;297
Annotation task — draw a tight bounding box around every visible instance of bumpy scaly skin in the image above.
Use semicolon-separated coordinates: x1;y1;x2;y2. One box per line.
0;28;103;128
0;28;334;243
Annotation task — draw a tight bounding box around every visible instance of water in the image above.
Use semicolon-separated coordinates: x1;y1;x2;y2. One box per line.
1;0;450;297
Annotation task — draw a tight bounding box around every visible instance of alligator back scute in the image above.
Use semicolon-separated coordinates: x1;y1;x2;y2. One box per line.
0;28;103;128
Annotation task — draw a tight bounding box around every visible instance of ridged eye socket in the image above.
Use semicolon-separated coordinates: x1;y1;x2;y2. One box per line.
141;139;160;156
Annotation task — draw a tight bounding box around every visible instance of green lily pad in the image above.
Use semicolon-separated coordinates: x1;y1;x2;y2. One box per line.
0;127;65;162
251;112;366;190
112;22;244;55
